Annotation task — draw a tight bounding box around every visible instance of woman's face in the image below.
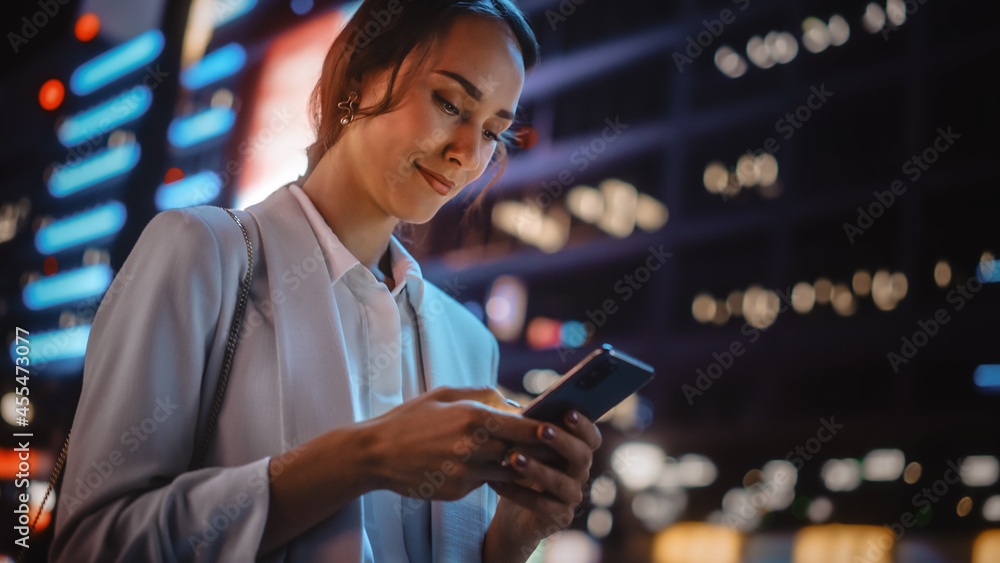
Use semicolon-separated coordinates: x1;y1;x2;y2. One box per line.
341;14;526;224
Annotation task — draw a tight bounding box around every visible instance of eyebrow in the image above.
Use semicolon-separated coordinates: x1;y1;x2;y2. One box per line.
434;70;514;121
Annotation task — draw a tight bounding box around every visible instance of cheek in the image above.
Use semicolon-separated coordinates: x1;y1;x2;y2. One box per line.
420;113;452;148
476;143;499;174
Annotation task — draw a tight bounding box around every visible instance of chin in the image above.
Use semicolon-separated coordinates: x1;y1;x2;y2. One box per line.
395;205;441;225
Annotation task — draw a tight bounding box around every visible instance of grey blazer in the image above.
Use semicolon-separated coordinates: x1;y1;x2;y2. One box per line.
49;184;500;562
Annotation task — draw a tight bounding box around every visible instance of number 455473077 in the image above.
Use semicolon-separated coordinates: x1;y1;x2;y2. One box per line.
14;327;30;426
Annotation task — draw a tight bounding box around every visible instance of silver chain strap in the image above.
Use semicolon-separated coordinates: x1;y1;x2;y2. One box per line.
20;208;254;562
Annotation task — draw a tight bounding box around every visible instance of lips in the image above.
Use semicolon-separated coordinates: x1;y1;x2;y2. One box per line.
414;162;455;196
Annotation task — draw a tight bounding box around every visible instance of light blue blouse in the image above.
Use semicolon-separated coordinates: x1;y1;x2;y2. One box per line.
289;183;432;563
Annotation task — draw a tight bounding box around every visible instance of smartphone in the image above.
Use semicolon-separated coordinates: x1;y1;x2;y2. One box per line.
521;344;655;426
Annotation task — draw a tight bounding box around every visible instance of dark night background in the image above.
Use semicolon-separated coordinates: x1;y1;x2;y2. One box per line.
1;0;998;561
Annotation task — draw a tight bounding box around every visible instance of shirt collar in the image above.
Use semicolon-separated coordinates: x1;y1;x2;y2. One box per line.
288;182;425;311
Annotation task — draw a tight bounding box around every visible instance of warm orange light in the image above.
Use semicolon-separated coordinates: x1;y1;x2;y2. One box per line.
525;317;562;350
0;449;36;479
793;524;894;563
973;530;1000;563
164;167;185;184
26;508;52;532
75;13;100;42
38;79;65;111
653;522;743;563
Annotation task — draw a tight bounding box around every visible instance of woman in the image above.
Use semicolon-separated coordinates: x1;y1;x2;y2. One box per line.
49;0;601;561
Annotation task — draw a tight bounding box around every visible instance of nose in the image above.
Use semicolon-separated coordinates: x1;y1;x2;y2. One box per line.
443;121;483;172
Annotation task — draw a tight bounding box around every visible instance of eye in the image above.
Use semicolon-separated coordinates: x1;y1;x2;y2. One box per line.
435;92;500;142
434;92;459;115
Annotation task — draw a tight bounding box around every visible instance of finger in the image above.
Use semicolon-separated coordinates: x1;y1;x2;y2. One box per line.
459;432;549;470
471;461;523;484
487;480;577;524
516;443;567;469
468;409;543;447
508;452;584;508
533;422;592;481
462;436;511;466
431;385;522;414
563;410;602;451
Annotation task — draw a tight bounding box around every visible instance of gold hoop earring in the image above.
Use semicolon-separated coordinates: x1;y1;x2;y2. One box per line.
338;91;359;125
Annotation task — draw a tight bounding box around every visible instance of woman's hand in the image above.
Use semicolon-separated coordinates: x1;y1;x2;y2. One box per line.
484;410;602;560
363;386;539;502
260;385;536;555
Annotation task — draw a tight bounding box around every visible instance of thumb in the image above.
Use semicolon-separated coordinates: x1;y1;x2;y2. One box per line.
432;386;522;414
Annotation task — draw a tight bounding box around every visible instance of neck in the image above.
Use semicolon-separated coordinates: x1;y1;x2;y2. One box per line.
300;147;399;280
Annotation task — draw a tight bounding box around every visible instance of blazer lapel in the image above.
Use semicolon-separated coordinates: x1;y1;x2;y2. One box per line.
417;287;491;562
246;186;358;450
247;186;488;560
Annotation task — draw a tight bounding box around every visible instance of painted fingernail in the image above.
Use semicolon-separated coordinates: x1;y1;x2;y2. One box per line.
541;425;556;440
514;453;528;468
567;411;580;424
506;398;521;409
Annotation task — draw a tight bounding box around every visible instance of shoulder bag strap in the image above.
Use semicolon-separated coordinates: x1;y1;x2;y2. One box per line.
22;207;255;562
191;208;255;470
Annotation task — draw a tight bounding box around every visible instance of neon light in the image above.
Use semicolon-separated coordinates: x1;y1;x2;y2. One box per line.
9;325;91;369
181;43;246;89
977;260;999;284
23;264;114;310
168;107;236;148
560;320;587;348
70;29;164;95
58;86;152;146
214;0;257;27
156;171;222;210
36;201;127;254
49;143;141;197
974;365;1000;390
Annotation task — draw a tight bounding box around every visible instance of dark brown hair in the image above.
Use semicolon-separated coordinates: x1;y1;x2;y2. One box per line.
301;0;540;235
